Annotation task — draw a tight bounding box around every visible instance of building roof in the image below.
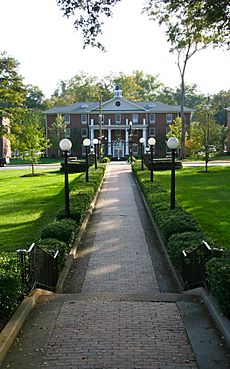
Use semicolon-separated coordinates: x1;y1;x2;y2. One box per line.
45;97;193;115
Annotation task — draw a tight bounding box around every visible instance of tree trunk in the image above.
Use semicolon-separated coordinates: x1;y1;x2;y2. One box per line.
180;75;186;159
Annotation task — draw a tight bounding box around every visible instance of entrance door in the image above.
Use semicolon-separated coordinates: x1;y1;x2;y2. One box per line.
113;143;124;159
114;147;123;159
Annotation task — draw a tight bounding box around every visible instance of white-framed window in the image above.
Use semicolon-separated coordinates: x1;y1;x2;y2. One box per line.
166;127;171;135
115;114;121;125
149;113;156;123
166;113;173;123
64;114;70;124
81;114;87;124
149;127;156;136
65;128;71;138
81;128;88;137
132;113;138;124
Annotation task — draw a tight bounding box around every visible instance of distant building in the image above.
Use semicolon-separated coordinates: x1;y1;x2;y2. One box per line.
0;117;11;163
45;86;192;159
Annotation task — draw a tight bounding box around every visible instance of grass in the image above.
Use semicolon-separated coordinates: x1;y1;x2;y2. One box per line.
155;166;230;249
0;169;81;252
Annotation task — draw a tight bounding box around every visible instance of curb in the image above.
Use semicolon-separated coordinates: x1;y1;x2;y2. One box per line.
185;287;230;348
0;167;106;367
0;289;53;367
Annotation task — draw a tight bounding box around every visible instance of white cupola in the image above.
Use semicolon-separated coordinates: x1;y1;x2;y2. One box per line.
114;84;122;98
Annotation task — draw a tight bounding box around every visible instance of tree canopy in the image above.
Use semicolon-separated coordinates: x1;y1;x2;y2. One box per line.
0;52;27;125
57;0;230;49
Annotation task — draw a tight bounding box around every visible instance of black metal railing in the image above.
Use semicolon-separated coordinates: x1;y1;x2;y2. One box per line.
17;243;59;291
182;240;223;289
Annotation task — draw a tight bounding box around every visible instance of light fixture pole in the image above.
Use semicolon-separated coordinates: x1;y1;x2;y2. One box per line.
93;138;98;169
148;137;156;182
139;137;145;170
83;138;91;182
129;121;133;163
59;138;72;218
167;137;179;209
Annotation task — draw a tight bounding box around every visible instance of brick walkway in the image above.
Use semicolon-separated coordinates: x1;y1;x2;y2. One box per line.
41;163;198;369
3;163;229;369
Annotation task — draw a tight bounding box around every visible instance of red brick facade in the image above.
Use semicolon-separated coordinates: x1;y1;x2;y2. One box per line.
45;89;192;159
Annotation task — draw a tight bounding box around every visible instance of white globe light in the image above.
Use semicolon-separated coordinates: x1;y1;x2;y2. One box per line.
139;137;145;144
59;138;72;152
93;138;99;145
167;137;179;150
148;137;156;146
129;121;133;126
83;138;91;146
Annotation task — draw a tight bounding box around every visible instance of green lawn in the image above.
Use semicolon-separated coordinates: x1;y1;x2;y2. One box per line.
155;166;230;249
0;169;81;252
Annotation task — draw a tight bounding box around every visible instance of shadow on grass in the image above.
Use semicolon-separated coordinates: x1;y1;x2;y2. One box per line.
0;174;81;252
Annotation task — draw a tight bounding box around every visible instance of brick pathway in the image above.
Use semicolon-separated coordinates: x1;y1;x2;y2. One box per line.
40;163;198;369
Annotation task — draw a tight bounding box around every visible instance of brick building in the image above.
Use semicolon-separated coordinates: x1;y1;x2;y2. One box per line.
45;86;192;159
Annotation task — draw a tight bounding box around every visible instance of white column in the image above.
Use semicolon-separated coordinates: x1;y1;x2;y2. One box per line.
143;118;146;125
90;119;94;126
108;118;111;126
126;118;129;125
90;128;94;142
125;128;129;155
143;129;147;153
108;128;112;155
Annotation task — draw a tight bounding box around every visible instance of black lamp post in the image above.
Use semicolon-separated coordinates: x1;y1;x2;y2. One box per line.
93;138;98;169
83;138;90;182
129;121;133;163
167;137;179;209
139;137;145;170
59;138;72;218
148;137;156;182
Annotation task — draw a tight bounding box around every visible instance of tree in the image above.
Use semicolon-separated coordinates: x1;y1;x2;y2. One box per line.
57;1;230;49
26;85;45;110
49;114;66;157
0;52;27;129
13;112;50;175
189;106;223;171
209;90;230;126
56;0;121;50
145;1;225;158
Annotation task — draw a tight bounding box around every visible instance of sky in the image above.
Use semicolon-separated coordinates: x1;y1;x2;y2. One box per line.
1;0;229;98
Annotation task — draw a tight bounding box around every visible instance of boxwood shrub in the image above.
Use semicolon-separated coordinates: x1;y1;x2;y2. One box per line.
0;253;23;328
206;256;230;318
41;219;76;244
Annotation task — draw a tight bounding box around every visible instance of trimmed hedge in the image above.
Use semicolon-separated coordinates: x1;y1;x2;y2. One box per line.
206;256;230;318
41;219;77;244
132;162;230;316
144;156;182;171
0;253;23;327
